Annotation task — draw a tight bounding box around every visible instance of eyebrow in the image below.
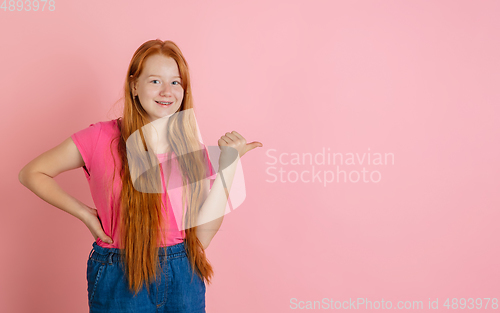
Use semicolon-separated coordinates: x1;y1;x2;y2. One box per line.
148;75;181;78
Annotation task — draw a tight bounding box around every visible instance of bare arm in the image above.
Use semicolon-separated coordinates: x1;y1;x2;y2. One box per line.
195;156;238;250
18;137;113;243
195;130;262;250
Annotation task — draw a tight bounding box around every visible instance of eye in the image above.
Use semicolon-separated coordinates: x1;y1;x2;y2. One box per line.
172;81;181;85
151;80;160;84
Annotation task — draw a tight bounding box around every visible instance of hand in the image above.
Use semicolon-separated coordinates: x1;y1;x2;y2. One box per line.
218;131;263;167
80;206;114;244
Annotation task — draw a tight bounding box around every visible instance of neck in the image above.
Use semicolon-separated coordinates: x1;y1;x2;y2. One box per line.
144;117;170;154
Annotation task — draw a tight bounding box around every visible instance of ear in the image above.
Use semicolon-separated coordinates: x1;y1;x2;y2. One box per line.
129;75;137;97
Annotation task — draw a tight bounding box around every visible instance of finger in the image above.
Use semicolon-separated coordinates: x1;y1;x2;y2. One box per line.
243;141;263;155
224;132;239;142
231;131;245;141
218;137;230;145
247;141;263;148
101;235;113;244
96;228;113;244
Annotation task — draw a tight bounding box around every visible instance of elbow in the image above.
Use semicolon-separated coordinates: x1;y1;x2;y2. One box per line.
18;168;28;186
19;167;38;187
200;238;210;250
196;233;211;251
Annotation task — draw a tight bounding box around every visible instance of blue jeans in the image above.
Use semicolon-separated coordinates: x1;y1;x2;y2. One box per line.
87;241;206;313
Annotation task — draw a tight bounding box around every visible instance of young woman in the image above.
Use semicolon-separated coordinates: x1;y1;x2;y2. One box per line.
18;39;262;313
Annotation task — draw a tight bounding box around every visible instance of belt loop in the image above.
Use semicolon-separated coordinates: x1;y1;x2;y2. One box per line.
107;252;114;265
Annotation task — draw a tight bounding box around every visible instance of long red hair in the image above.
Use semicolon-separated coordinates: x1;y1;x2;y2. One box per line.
108;39;214;295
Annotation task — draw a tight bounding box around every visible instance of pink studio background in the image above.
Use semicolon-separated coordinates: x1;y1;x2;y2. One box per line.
1;0;499;312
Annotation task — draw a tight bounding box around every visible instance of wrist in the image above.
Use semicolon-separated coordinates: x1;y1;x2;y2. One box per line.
218;150;240;170
75;204;92;223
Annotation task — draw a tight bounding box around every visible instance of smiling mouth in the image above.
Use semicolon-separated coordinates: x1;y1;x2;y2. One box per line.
156;101;173;106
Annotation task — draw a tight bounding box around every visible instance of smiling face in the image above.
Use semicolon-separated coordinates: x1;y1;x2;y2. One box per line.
130;54;184;123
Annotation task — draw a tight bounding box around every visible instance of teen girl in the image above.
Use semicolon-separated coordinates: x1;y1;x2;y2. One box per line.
19;39;263;313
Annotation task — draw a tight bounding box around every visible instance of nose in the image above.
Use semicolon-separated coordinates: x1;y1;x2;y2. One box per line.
160;83;172;96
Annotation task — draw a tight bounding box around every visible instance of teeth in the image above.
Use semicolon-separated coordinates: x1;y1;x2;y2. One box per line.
157;101;172;105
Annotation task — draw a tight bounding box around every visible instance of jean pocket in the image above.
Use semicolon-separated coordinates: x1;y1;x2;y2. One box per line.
87;259;105;307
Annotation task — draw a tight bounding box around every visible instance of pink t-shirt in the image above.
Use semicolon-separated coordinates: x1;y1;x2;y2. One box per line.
71;118;217;249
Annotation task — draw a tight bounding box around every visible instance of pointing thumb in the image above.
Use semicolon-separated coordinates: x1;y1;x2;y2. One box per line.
246;141;263;151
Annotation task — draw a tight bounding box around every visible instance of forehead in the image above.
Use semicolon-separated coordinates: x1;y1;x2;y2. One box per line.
142;54;180;77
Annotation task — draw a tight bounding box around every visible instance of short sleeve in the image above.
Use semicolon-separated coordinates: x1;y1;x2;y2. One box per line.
71;122;102;177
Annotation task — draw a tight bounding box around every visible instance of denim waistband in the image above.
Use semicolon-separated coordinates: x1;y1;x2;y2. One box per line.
88;241;187;264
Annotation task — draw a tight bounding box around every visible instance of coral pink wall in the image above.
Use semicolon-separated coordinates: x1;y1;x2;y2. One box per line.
2;0;499;312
